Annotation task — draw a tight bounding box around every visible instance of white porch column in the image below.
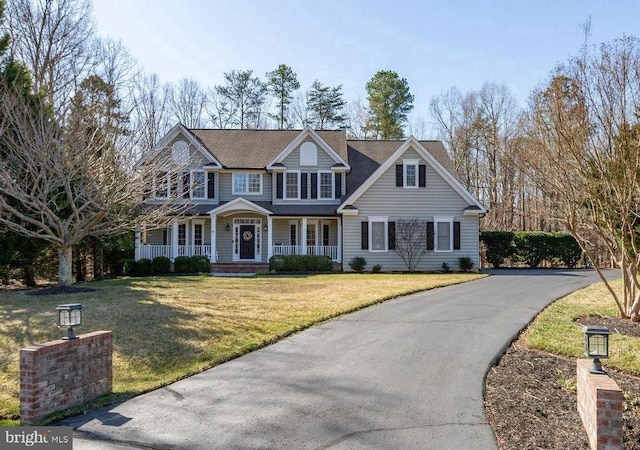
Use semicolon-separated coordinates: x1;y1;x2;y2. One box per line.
267;215;273;259
134;229;141;261
171;219;179;262
210;214;217;262
337;216;342;263
301;217;308;255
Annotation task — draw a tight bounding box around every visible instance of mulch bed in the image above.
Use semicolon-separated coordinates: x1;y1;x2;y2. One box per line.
575;316;640;338
25;286;97;296
485;341;640;449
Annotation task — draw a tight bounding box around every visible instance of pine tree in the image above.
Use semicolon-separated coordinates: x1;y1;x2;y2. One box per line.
308;80;346;129
366;70;414;139
266;64;300;129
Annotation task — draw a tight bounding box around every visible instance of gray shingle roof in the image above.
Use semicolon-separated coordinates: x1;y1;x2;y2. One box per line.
188;129;348;169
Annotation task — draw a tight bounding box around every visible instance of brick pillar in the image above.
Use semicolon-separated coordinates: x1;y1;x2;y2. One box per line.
577;359;623;450
20;331;113;424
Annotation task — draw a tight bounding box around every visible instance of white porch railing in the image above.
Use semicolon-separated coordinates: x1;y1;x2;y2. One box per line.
138;245;212;260
177;245;212;258
139;245;172;260
272;245;338;261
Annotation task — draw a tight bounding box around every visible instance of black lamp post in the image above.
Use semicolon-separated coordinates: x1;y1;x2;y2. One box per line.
583;325;610;374
56;304;83;340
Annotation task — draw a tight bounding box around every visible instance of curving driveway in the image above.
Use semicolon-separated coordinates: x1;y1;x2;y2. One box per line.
62;269;614;449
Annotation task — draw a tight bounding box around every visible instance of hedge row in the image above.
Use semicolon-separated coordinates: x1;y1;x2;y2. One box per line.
269;255;333;273
121;255;210;276
480;231;582;268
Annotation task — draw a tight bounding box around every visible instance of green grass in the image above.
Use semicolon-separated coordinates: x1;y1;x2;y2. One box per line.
0;272;485;424
525;278;640;375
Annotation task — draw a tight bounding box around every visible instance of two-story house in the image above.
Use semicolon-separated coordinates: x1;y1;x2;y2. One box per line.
135;123;486;271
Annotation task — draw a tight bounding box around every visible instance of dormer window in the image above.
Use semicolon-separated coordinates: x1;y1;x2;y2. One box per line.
172;140;189;163
300;142;317;166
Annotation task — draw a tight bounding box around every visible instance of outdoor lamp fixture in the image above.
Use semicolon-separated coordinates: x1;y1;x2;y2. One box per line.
263;224;268;232
225;223;230;232
56;303;83;340
583;325;610;374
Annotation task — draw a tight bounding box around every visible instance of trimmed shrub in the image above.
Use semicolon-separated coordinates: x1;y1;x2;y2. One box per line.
513;232;552;268
441;262;451;273
173;256;193;273
191;255;211;273
372;264;382;273
349;256;367;272
137;258;153;276
553;233;582;268
480;231;515;268
268;254;332;273
458;256;474;272
151;256;171;274
121;259;138;276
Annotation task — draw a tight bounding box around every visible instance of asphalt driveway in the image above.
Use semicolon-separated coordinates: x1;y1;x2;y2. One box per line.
61;269;613;449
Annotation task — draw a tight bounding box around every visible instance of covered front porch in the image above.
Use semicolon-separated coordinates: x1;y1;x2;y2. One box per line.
135;199;342;264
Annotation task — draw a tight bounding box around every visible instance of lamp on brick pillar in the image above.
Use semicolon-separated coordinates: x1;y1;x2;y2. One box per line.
56;304;83;340
583;325;610;374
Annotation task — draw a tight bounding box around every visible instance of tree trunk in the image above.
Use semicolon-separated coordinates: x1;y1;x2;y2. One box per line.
58;245;73;287
23;264;36;287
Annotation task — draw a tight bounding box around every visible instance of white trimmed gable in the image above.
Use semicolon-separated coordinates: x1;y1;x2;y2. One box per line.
139;123;222;167
267;126;350;171
338;136;486;214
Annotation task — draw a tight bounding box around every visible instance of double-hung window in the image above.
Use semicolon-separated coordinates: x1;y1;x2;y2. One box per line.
191;170;206;199
154;171;169;198
319;171;334;199
285;171;300;199
369;216;388;252
403;159;419;188
434;217;453;252
232;173;262;195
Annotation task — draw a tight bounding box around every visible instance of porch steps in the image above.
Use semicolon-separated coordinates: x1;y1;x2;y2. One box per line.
210;263;270;275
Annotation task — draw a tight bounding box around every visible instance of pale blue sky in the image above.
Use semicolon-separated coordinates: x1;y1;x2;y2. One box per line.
92;0;639;125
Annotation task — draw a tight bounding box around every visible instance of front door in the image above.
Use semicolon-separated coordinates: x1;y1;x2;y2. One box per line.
239;224;256;260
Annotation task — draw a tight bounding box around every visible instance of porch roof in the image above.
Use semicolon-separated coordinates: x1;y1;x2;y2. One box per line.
172;202;339;217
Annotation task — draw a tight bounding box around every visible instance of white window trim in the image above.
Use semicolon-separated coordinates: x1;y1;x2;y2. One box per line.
232;172;263;196
318;170;334;199
368;216;389;253
172;140;189;163
403;158;419;189
300;142;318;166
190;170;206;199
284;170;301;200
434;216;454;253
153;171;170;199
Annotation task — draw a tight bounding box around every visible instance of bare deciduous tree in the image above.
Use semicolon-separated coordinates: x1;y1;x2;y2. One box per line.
527;35;640;320
394;219;429;272
169;78;207;128
7;0;97;114
132;73;172;150
0;82;185;287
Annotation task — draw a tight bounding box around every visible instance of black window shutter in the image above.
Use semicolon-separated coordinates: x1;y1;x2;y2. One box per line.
361;221;368;250
207;172;215;198
182;172;190;198
276;173;283;199
396;164;403;187
301;173;308;199
453;221;461;250
335;173;342;199
388;221;396;250
427;222;434;250
419;165;426;187
311;173;318;199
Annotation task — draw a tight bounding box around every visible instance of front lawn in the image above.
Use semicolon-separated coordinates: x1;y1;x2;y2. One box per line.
0;272;484;425
524;278;640;375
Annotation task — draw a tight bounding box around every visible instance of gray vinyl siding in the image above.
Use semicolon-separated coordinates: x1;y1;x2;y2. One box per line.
145;229;165;245
219;172;272;202
274;137;342;205
343;147;481;271
271;218;338;247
